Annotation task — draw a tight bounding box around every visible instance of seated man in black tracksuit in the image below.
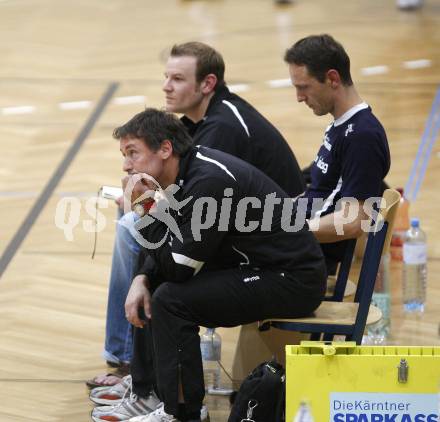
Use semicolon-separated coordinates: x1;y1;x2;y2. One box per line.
95;42;305;386
166;42;305;199
94;108;326;422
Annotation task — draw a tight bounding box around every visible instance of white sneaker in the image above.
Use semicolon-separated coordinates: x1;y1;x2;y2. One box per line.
129;402;209;422
91;390;161;422
90;375;132;405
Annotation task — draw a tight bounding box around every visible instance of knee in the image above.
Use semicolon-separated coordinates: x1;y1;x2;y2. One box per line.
115;212;139;252
151;283;172;313
151;282;187;317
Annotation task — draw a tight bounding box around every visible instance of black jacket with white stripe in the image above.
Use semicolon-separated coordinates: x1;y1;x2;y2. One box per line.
181;85;305;198
136;146;325;295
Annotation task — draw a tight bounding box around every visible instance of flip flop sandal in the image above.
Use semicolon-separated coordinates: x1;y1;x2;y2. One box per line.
86;363;130;389
86;373;123;389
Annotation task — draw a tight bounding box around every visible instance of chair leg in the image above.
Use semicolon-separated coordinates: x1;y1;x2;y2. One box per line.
322;333;335;342
310;333;322;341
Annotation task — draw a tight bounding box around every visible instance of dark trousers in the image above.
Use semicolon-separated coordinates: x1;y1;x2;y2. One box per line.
131;265;325;416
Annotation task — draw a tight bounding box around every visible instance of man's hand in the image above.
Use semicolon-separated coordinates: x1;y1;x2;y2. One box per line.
122;175;156;213
125;274;152;327
115;195;124;210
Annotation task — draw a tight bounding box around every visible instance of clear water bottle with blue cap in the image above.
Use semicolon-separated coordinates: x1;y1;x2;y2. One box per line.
200;328;233;395
200;328;221;391
402;218;427;313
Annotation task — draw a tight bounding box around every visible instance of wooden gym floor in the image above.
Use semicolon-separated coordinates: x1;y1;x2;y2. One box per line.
0;0;440;420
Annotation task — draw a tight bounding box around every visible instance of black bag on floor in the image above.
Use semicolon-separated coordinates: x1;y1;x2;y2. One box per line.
228;360;285;422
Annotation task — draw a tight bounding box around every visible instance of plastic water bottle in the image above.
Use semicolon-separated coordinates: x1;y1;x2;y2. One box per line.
293;401;314;422
366;253;391;344
200;328;232;395
402;218;427;313
200;328;221;391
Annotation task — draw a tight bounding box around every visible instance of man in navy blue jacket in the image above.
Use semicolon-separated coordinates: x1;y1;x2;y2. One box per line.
284;34;391;273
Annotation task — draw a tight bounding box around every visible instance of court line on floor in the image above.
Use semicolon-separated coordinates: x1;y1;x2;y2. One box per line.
59;100;92;110
0;82;119;279
0;58;433;116
1;105;35;115
405;86;440;201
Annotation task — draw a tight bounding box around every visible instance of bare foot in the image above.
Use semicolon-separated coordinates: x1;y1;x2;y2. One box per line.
86;373;123;389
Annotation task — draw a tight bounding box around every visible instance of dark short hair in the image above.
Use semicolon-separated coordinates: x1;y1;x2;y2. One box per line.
170;41;226;90
284;34;353;86
113;108;193;156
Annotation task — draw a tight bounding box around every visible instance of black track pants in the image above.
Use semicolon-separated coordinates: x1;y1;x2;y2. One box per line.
131;265;325;416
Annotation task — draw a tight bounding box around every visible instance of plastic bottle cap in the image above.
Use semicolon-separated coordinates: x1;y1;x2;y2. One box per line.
410;218;419;228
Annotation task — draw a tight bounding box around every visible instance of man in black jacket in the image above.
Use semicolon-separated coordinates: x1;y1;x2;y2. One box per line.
164;41;304;198
97;41;306;391
100;108;325;422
